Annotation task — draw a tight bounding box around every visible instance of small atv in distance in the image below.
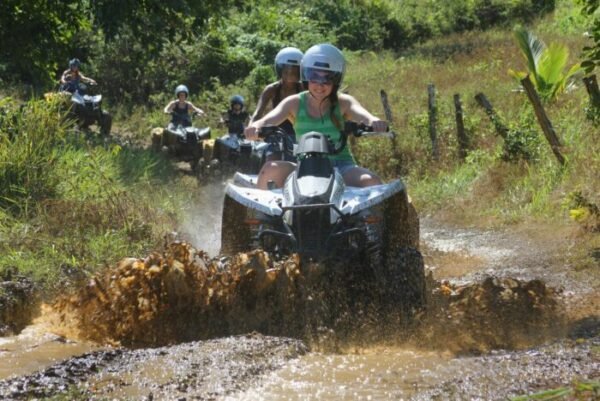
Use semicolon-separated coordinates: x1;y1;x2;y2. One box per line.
211;132;271;175
66;83;112;136
220;123;425;309
152;115;211;172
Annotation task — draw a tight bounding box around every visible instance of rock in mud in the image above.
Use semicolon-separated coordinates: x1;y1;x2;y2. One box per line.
0;271;37;336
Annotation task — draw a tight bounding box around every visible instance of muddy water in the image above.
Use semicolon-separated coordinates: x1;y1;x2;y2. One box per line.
233;338;598;401
0;320;99;381
1;218;598;400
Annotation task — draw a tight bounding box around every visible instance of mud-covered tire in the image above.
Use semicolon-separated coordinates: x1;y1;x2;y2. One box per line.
382;189;420;255
378;247;426;313
220;194;252;255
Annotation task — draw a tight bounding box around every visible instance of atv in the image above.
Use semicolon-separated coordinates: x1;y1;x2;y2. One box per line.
152;114;211;172
65;82;112;136
220;122;425;308
211;132;270;175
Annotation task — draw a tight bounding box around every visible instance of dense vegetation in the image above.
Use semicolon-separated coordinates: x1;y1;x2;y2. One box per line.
2;0;557;99
0;0;598;296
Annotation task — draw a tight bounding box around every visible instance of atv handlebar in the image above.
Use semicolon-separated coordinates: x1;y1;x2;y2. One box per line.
257;122;394;157
343;121;394;138
332;122;394;154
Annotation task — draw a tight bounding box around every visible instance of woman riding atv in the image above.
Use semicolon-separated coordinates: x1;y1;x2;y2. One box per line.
164;84;205;128
211;95;251;167
250;46;304;161
59;58;96;93
244;43;387;189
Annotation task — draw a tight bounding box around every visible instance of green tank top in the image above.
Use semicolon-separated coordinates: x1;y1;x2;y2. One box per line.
294;91;354;162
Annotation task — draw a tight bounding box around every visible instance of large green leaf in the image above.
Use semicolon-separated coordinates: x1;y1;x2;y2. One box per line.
513;25;546;77
538;43;568;85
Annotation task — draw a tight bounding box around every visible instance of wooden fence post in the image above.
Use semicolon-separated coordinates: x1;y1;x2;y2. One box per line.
520;75;566;165
428;84;439;160
380;89;393;122
380;89;402;176
454;94;468;160
474;92;509;139
583;74;600;108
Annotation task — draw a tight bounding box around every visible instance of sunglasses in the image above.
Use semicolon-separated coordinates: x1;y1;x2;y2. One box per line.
305;69;336;85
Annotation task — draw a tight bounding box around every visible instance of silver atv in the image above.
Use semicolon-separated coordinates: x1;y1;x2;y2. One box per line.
220;122;426;308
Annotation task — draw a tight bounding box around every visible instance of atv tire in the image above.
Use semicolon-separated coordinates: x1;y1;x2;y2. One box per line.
220;194;252;255
378;247;426;313
382;188;420;255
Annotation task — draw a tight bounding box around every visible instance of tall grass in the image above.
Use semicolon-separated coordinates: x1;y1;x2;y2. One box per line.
0;97;200;295
345;15;598;226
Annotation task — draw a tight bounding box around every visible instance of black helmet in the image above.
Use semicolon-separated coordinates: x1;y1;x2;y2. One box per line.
230;95;244;109
69;58;81;69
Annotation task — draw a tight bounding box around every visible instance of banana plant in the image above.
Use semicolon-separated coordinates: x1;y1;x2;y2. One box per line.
509;25;582;102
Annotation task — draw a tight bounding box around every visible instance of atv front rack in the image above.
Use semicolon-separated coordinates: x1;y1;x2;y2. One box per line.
257;202;367;261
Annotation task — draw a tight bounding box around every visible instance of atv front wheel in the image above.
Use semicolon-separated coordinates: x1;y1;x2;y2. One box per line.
220;194;252;255
382;189;420;255
377;247;426;313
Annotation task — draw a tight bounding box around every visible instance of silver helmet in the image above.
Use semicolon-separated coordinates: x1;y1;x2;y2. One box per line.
274;47;303;79
300;43;345;86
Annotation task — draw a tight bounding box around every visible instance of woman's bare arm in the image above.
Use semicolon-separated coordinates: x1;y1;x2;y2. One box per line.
245;95;299;139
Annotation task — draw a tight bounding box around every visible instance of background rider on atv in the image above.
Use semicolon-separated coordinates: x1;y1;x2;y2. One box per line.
244;43;387;189
250;47;304;161
220;95;249;135
164;84;205;128
59;58;96;93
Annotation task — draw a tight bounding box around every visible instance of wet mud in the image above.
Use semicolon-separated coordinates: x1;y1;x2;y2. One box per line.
0;220;597;400
49;241;567;353
0;334;306;400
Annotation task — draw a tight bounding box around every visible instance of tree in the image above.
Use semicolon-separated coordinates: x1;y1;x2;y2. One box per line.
0;0;88;87
509;26;581;102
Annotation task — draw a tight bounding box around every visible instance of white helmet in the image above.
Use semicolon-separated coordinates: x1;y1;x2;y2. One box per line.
274;47;303;78
300;43;346;86
175;84;189;97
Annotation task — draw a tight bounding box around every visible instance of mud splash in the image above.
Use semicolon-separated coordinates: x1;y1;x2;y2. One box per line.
415;278;564;354
55;243;306;347
53;242;565;355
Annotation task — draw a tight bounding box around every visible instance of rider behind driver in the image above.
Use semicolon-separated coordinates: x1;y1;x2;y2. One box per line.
60;58;96;93
164;84;205;129
245;43;387;189
250;46;304;161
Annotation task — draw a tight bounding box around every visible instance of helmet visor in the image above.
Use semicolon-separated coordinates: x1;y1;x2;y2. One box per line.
303;67;341;85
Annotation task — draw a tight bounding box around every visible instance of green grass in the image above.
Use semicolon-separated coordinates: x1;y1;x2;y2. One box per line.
510;380;600;401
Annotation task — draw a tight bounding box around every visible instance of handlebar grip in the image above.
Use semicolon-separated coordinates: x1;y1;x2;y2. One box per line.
257;125;283;139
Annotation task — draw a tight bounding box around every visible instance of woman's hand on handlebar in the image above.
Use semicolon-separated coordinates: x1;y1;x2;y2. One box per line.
371;119;388;132
244;125;259;140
